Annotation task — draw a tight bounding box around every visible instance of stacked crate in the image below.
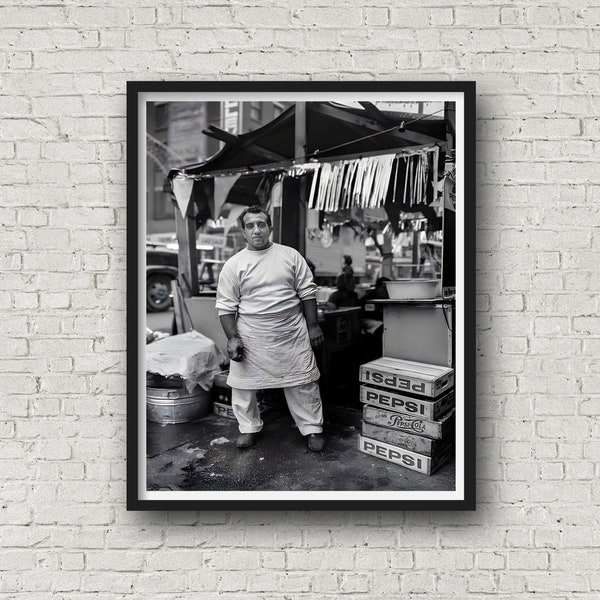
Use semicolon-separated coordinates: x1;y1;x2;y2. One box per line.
212;370;234;419
211;370;277;422
358;357;455;476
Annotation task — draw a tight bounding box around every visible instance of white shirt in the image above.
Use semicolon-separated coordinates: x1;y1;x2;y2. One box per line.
216;243;316;316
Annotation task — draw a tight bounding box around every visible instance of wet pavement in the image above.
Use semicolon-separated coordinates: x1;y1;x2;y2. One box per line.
146;405;456;493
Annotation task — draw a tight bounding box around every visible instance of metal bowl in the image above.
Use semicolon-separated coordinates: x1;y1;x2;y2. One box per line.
384;279;440;300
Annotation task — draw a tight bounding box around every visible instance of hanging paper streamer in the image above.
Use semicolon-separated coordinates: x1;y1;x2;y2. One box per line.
171;175;194;218
270;178;283;208
292;148;438;213
214;174;241;218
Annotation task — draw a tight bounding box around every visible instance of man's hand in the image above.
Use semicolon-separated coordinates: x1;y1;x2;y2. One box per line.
308;325;324;348
227;335;244;362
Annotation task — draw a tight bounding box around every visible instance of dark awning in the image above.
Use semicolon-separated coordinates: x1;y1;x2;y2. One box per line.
170;102;446;179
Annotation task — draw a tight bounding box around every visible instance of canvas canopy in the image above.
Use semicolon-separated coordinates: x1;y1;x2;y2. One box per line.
168;102;450;232
170;101;447;178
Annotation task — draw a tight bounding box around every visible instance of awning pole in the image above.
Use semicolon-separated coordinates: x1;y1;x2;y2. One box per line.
295;102;307;255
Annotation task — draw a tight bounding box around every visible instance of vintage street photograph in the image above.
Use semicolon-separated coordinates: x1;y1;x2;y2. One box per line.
128;82;474;510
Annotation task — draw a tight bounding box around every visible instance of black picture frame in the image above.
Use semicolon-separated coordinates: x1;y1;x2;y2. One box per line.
127;81;476;511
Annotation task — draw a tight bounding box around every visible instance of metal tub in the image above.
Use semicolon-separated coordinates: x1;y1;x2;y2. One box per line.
146;386;212;424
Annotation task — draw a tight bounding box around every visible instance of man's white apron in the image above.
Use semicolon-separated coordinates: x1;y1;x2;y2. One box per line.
226;305;320;390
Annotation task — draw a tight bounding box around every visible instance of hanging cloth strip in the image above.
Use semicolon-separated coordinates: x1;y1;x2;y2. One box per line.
289;148;438;212
317;162;331;211
307;165;320;209
403;156;410;206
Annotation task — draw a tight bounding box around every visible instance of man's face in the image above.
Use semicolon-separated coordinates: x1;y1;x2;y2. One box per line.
242;212;272;251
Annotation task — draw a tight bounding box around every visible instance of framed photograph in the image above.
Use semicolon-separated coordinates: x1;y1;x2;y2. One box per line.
127;81;475;510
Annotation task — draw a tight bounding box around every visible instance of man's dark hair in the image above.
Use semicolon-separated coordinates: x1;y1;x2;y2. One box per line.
239;205;272;228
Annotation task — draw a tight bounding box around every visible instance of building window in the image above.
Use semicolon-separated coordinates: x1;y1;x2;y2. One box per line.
149;103;172;221
249;102;262;123
155;103;169;130
153;175;173;220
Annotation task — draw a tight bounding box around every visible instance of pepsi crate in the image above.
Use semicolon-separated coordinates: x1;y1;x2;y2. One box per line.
213;401;277;422
358;435;453;476
212;370;232;405
360;385;454;421
362;405;455;440
213;401;236;419
212;388;232;405
361;421;453;456
359;357;454;399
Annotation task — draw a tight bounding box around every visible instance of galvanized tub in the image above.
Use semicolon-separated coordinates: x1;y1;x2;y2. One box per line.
146;385;212;424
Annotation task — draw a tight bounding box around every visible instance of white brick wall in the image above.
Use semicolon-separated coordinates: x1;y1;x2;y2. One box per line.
1;0;599;597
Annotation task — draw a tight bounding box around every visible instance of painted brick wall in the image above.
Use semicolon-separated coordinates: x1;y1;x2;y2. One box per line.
2;1;599;597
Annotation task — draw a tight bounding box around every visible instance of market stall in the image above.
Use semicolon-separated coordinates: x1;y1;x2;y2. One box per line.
166;101;455;419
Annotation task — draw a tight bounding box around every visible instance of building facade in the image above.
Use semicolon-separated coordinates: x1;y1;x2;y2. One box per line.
146;101;289;234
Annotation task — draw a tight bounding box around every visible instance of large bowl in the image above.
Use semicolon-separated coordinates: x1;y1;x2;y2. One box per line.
384;279;440;300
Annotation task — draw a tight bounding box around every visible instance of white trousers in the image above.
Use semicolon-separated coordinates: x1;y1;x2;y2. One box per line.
231;381;323;436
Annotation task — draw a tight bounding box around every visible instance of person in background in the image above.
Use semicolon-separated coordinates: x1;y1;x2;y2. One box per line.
360;277;390;322
215;205;326;452
326;272;359;309
342;255;354;276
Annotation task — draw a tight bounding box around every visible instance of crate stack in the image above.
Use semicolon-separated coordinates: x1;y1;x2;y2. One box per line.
358;357;455;476
211;370;277;422
212;370;235;419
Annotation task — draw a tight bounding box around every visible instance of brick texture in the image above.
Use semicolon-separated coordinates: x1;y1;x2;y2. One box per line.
1;0;599;597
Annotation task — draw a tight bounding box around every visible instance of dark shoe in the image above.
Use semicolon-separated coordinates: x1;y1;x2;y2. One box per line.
307;433;325;452
236;432;258;448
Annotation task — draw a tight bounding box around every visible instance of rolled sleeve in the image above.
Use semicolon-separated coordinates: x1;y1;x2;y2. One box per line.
294;254;317;301
215;264;240;315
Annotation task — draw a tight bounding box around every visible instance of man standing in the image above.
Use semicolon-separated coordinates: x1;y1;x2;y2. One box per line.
215;205;326;452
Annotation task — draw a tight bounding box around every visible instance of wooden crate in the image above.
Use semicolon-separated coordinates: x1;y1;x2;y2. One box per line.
360;385;454;420
213;401;277;422
213;402;236;419
358;435;453;475
359;357;454;398
361;421;452;456
212;386;232;405
362;405;455;440
212;370;232;405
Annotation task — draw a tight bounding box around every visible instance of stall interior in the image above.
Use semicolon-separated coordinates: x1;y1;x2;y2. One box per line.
144;101;458;489
163;101;454;409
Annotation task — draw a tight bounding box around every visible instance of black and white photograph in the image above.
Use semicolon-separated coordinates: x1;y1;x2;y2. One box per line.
127;81;475;510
